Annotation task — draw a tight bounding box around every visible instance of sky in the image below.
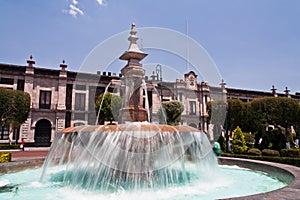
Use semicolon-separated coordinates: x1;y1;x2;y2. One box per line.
0;0;299;93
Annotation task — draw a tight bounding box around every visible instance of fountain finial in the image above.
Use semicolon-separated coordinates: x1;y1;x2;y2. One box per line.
130;23;137;35
119;23;147;61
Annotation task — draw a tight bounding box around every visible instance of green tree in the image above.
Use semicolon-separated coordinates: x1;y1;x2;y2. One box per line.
95;92;122;124
231;126;247;154
0;88;30;127
217;134;226;151
226;99;245;132
243;132;255;149
250;97;300;128
159;100;184;125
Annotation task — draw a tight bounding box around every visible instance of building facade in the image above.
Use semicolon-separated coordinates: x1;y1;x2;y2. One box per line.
1;58;300;146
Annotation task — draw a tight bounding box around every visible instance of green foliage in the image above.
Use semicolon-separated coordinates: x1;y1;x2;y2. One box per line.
262;149;280;157
280;149;300;158
243;133;255;149
217;134;226;151
247;148;262;156
95;92;122;124
0;88;31;127
221;152;300;167
250;97;300;128
0;152;11;163
160;100;184;125
231;126;247;154
259;128;286;151
0;144;20;150
226;99;245;132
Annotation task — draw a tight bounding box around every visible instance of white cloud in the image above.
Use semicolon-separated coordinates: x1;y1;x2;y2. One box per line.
63;0;105;17
64;0;84;17
96;0;104;5
69;4;84;16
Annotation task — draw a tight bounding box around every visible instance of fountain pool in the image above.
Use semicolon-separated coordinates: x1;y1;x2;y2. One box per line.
0;163;287;200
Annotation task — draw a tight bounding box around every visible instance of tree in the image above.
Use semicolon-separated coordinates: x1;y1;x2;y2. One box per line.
95;92;122;124
217;134;226;151
231;126;247;154
250;97;300;128
159;100;184;125
0;88;30;127
226;99;245;132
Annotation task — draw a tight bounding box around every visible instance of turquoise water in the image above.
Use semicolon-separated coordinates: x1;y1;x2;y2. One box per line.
0;164;287;200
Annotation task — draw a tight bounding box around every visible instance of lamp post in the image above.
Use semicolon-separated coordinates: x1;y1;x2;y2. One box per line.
156;64;163;101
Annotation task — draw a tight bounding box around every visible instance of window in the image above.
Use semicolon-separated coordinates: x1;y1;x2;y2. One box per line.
0;126;9;140
75;93;86;110
189;101;196;115
39;91;51;109
178;93;183;102
0;78;14;85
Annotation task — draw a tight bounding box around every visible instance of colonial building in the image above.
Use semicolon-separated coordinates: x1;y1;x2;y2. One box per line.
1;25;299;146
1;58;300;146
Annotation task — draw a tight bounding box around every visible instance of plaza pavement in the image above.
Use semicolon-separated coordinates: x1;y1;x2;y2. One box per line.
0;147;50;161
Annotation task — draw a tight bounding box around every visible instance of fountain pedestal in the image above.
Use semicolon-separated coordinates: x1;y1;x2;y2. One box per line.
119;23;149;123
120;105;148;122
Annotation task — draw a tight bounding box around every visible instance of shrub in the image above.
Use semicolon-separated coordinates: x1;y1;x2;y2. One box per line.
248;148;262;156
217;134;226;151
280;149;300;158
231;126;247;154
0;152;11;163
262;149;280;157
244;133;255;149
0;144;20;150
221;152;300;167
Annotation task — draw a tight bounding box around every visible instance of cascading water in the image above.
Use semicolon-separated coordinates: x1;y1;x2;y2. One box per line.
141;79;150;122
40;123;219;192
153;87;167;124
95;81;112;125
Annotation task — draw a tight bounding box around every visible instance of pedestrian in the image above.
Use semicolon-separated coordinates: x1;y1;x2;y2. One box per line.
20;138;25;151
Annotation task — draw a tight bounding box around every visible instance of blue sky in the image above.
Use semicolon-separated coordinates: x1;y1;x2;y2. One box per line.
0;0;299;93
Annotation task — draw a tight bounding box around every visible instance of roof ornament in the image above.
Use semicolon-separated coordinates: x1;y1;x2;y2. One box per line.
27;55;35;67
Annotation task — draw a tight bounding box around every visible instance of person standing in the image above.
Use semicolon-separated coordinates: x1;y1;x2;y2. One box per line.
20;138;25;151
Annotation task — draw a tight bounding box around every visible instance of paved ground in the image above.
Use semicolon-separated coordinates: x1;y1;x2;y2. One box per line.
0;147;50;161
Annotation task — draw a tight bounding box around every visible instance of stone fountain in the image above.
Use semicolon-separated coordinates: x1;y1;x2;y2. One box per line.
39;23;218;191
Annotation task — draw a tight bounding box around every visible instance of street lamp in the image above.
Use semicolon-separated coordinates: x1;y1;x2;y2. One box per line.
156;64;163;101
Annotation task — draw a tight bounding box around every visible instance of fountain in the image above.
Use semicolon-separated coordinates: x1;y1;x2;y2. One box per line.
0;24;292;200
39;22;219;191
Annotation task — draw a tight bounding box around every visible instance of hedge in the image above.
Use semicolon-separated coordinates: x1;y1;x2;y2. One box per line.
0;144;20;150
262;149;280;157
280;149;300;158
221;153;300;167
247;148;262;156
0;152;12;163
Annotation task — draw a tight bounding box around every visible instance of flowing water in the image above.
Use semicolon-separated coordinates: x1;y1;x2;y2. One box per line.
95;81;112;125
40;123;218;191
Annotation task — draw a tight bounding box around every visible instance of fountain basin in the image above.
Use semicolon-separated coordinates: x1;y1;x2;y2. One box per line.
1;157;298;199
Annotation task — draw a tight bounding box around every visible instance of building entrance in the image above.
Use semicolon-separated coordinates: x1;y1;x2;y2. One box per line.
34;119;51;146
